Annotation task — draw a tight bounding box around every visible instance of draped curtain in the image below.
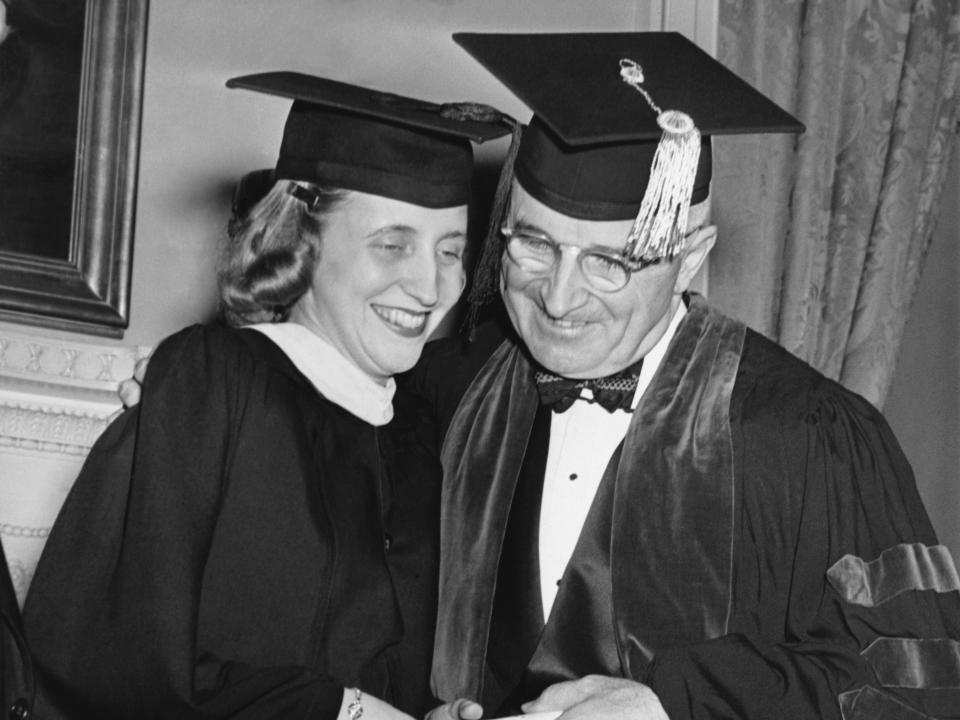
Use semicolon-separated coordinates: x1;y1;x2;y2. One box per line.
711;0;960;407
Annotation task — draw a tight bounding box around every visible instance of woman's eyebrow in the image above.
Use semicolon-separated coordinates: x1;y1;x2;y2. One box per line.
366;224;416;239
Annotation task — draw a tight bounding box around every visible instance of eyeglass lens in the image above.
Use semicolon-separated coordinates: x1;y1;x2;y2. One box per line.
505;232;630;292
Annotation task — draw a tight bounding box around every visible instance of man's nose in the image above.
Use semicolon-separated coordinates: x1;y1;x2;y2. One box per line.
539;250;588;317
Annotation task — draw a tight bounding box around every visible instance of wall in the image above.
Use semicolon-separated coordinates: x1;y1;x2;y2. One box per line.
884;139;960;561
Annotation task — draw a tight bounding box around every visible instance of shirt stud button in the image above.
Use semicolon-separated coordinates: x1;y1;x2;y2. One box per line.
9;699;30;720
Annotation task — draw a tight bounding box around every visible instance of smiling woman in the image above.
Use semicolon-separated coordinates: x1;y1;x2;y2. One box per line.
21;71;510;720
294;192;467;382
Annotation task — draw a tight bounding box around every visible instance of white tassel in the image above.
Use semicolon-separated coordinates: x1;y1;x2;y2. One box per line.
619;59;701;264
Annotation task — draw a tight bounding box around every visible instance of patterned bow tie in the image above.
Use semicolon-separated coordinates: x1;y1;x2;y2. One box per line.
534;360;643;413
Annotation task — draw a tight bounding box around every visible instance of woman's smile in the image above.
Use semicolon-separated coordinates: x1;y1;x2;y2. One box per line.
372;303;430;336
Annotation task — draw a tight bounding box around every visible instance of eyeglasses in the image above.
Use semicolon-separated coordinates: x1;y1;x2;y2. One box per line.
500;225;663;293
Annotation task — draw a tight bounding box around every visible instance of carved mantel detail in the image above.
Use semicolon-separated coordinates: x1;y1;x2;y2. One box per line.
0;325;151;605
0;323;146;452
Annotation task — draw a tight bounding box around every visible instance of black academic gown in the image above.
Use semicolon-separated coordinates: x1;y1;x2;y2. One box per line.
22;324;440;720
0;540;33;719
408;297;960;720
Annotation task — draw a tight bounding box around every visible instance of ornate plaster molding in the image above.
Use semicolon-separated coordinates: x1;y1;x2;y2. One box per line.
0;326;151;454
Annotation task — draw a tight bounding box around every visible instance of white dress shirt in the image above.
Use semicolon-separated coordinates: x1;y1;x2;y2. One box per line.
538;303;687;618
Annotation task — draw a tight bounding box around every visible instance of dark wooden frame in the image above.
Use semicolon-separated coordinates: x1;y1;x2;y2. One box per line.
0;0;148;338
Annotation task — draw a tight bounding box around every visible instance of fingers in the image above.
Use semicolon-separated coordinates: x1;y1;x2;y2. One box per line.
443;699;482;720
525;678;667;720
117;377;142;409
425;699;484;720
133;356;149;383
117;355;151;408
522;680;576;713
453;699;483;720
521;676;609;714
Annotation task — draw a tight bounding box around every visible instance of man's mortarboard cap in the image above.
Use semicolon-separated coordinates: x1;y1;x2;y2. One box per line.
226;71;512;208
454;32;804;224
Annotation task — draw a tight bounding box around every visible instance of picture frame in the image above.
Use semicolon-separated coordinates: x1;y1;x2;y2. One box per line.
0;0;148;338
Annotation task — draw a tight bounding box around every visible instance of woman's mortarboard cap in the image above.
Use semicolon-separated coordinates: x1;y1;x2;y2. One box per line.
226;71;513;208
453;32;804;223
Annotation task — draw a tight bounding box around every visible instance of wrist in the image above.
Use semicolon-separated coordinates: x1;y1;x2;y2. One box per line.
339;687;364;720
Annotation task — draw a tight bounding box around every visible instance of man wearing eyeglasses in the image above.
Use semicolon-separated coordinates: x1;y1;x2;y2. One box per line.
417;33;960;720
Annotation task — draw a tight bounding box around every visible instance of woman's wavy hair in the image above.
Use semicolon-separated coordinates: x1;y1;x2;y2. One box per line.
218;178;347;326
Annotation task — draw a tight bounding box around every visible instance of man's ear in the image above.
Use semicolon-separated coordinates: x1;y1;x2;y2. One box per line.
675;225;717;293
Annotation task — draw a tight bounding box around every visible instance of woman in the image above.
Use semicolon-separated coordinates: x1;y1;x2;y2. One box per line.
21;71;508;720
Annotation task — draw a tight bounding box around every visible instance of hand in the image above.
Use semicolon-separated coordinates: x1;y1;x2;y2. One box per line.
522;675;669;720
425;698;483;720
117;356;149;408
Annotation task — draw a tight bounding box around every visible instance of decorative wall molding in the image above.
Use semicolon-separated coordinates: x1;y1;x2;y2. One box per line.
0;402;111;457
0;328;148;392
0;328;149;453
0;326;150;605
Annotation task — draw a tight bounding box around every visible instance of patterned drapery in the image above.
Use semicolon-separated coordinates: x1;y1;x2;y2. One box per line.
711;0;960;407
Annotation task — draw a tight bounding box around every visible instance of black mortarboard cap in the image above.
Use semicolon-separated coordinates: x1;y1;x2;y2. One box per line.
454;32;804;222
226;71;513;208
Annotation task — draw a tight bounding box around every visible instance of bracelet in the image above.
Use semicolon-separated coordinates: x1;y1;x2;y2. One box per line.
346;688;363;720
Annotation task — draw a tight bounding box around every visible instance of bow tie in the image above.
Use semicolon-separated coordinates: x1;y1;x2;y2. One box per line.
534;360;643;413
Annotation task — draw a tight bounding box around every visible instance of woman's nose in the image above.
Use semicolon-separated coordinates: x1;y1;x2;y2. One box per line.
401;255;440;307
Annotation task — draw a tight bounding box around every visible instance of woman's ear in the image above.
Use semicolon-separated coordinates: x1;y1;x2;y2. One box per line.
675;224;717;293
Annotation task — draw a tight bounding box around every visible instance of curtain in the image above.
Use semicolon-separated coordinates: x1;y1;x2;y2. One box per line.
711;0;960;407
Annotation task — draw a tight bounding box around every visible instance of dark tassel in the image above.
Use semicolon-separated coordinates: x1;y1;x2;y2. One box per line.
436;102;523;340
462;120;523;340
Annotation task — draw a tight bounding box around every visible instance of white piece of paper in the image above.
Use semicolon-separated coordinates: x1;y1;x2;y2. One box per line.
492;713;562;720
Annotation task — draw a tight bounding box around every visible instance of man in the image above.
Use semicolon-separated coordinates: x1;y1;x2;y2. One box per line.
414;32;960;720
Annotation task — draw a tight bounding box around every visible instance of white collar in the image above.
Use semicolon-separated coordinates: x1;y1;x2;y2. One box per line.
244;323;395;426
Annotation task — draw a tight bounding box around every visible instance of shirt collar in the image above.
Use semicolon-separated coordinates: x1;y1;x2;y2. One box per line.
244;322;396;426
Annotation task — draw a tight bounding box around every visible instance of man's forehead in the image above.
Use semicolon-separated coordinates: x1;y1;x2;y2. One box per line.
508;181;633;247
508;180;633;228
508;180;709;253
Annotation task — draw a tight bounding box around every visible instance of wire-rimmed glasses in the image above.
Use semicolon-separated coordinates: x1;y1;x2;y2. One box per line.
501;225;661;293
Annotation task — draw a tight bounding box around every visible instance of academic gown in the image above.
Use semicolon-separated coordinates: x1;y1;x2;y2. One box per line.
406;297;960;720
0;539;33;719
22;324;441;720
